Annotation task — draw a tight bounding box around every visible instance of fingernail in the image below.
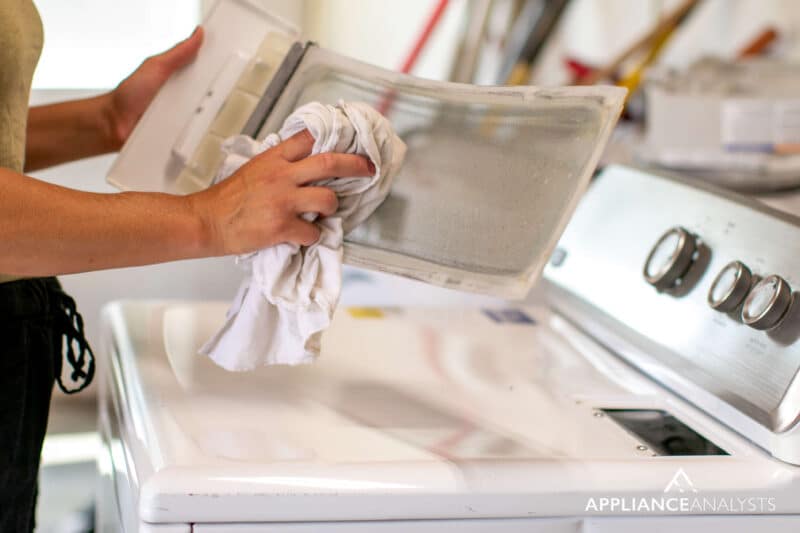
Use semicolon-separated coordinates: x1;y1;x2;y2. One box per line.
367;160;376;174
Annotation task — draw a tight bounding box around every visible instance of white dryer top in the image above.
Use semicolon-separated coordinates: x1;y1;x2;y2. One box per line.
100;300;775;524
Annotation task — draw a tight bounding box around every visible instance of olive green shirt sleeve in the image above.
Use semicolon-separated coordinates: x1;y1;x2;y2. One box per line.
0;0;44;284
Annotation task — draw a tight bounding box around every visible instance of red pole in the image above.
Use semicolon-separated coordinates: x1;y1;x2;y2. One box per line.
399;0;450;74
379;0;450;115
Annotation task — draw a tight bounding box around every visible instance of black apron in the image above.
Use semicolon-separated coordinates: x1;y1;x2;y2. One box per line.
0;277;94;532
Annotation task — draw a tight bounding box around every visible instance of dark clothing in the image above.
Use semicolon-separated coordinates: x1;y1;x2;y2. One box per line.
0;278;94;532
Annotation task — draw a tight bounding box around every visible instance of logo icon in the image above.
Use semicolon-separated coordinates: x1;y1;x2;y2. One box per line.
663;468;698;494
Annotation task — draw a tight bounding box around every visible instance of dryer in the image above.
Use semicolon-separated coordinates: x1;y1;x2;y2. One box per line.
97;165;800;532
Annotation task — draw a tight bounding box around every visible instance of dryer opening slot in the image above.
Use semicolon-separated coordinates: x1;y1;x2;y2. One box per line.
602;409;728;456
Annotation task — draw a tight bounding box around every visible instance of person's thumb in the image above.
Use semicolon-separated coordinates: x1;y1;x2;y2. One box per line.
154;26;204;74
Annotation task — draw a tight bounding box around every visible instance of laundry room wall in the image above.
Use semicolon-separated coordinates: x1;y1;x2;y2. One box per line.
302;0;468;80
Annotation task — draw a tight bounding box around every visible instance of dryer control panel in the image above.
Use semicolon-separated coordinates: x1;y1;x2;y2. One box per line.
545;165;800;464
642;226;794;331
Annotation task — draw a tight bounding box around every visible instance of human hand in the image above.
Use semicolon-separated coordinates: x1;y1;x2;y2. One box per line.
104;27;204;150
190;130;375;255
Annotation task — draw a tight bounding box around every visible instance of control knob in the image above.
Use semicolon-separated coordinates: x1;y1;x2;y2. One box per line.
643;227;697;291
742;275;793;330
707;261;752;312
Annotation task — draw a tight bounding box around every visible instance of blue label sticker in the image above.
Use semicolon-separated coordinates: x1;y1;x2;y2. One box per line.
482;308;536;325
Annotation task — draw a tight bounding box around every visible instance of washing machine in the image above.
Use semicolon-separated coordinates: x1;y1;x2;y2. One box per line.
97;164;800;531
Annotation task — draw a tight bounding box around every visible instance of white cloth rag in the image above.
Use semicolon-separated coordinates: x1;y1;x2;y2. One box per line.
199;101;406;370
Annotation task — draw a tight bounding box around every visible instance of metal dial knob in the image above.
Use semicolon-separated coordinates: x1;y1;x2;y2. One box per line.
708;261;752;312
742;275;793;330
643;227;697;291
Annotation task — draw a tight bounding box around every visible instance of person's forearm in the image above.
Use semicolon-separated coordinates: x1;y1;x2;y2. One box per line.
25;94;120;172
0;168;212;276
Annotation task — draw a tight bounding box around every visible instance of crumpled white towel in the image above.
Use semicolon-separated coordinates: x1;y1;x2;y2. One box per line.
199;101;406;370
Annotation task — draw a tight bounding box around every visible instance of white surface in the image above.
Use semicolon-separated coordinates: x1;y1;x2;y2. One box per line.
33;0;200;89
33;0;303;90
99;300;800;527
